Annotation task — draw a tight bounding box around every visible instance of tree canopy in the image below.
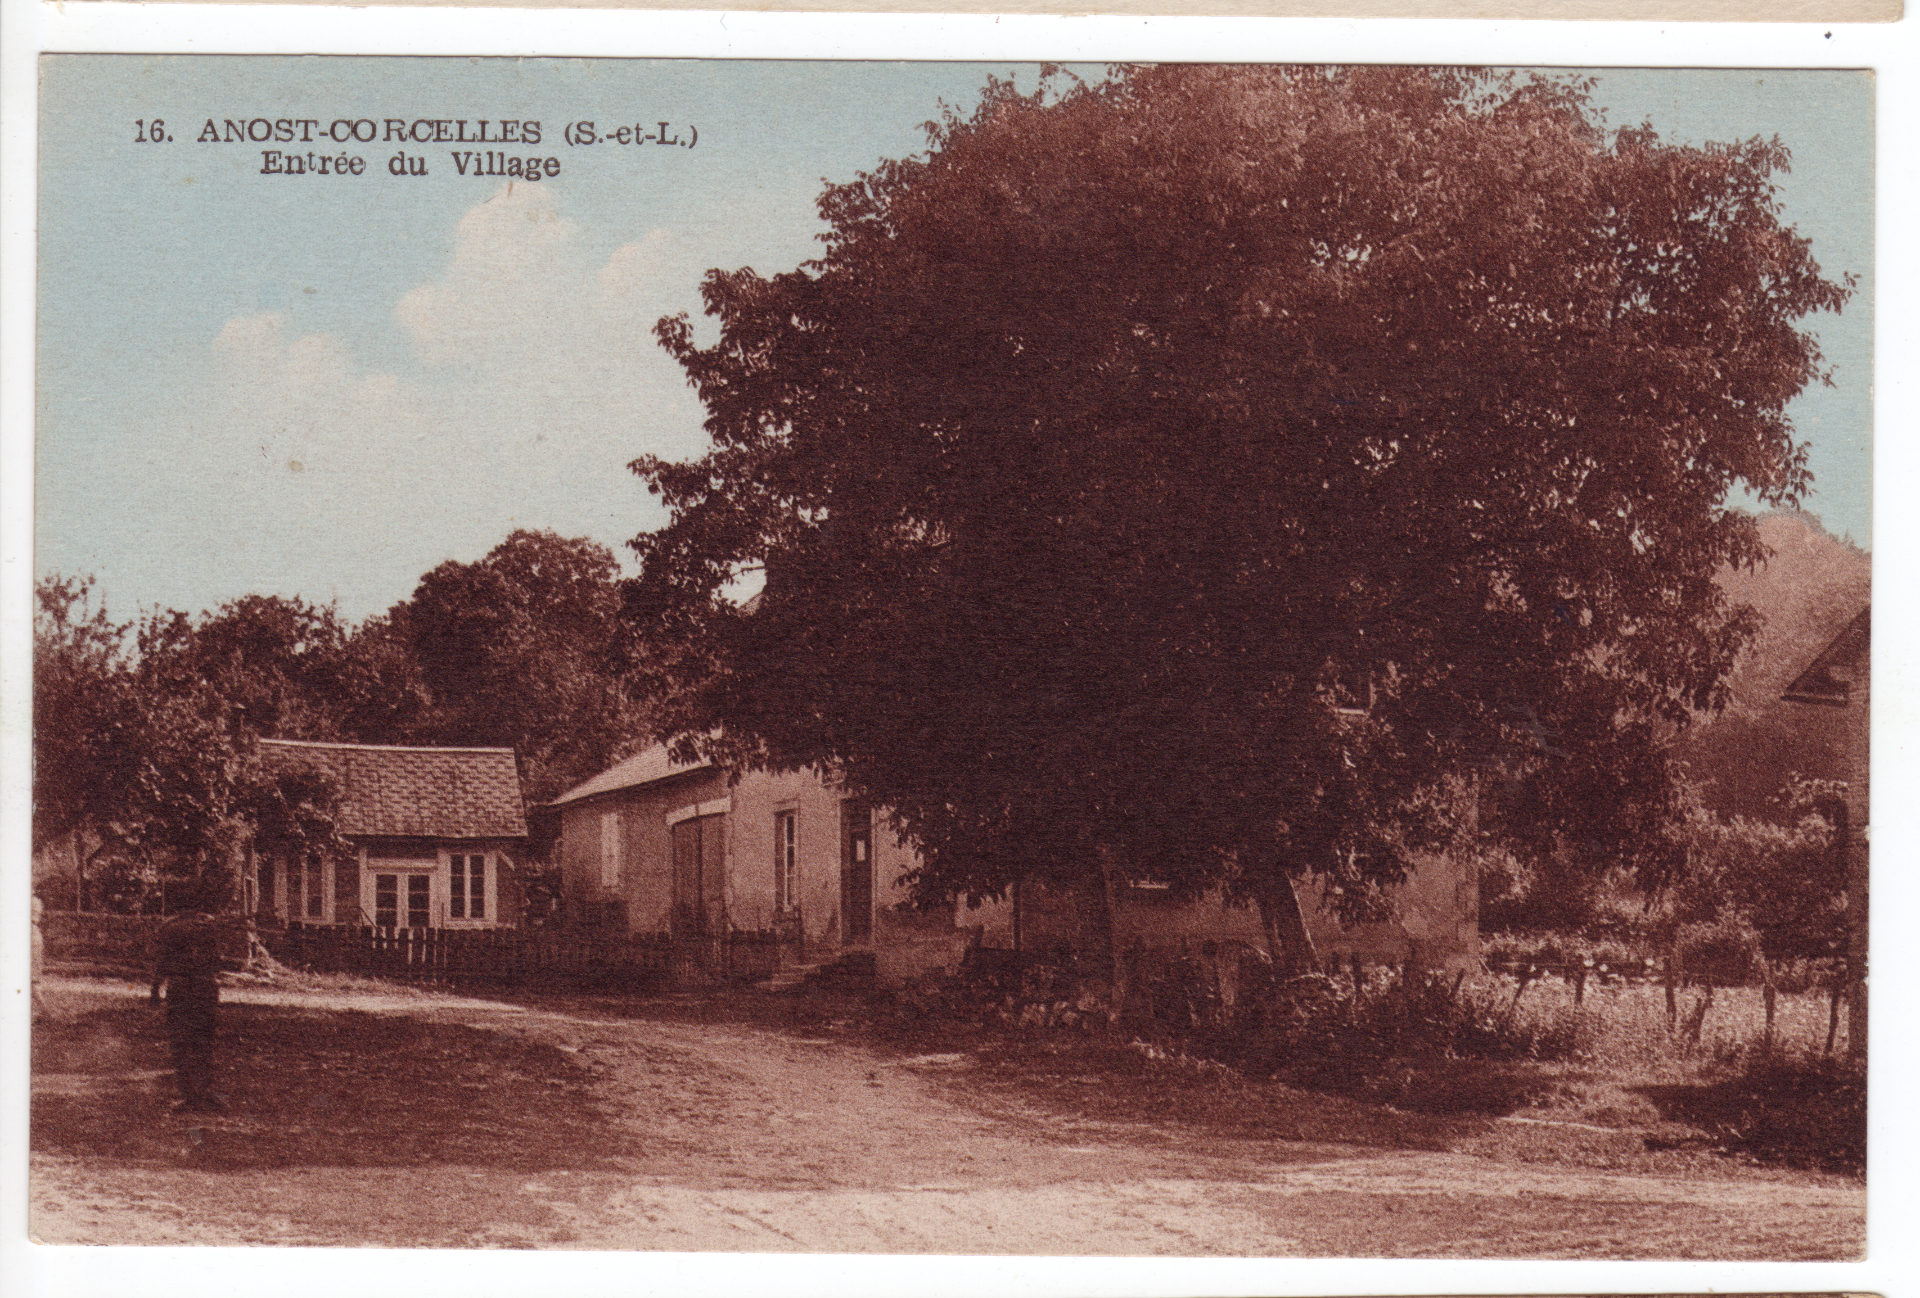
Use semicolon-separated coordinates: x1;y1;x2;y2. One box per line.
33;580;349;910
34;530;648;910
390;530;647;803
630;66;1851;937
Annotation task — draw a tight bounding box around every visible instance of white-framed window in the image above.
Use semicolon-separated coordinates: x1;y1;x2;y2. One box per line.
599;810;620;888
286;853;327;921
449;852;487;921
774;809;798;911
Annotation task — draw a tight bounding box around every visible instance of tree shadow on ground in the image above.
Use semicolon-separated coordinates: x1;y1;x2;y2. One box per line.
870;1003;1564;1153
1634;1056;1865;1177
32;1002;643;1173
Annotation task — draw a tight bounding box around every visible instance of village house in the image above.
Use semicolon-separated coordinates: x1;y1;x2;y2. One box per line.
1782;604;1869;1057
550;747;1479;987
548;749;973;985
255;739;530;931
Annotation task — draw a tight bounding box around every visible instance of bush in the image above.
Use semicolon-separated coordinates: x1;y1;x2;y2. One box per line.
1198;967;1579;1094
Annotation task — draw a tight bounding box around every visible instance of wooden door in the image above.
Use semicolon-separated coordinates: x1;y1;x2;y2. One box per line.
372;870;433;930
671;814;725;938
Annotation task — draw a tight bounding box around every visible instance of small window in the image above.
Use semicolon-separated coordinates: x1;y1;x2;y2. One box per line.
450;853;486;920
774;810;798;911
374;873;398;928
407;874;431;928
287;854;326;921
599;810;620;888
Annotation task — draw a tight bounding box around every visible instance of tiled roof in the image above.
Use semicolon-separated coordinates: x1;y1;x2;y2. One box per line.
548;745;712;807
259;740;528;839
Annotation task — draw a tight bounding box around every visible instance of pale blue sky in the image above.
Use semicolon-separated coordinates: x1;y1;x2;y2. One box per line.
37;59;1873;624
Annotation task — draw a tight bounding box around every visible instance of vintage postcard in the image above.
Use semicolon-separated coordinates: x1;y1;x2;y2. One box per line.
9;12;1905;1296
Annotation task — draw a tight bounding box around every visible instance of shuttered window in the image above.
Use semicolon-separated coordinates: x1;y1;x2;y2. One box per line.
600;810;620;888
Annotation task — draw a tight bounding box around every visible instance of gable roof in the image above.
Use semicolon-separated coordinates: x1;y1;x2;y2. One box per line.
260;739;528;839
549;745;713;807
1782;605;1870;707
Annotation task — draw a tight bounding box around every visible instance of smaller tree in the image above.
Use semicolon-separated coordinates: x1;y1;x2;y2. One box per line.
1673;778;1849;968
176;594;360;741
393;530;649;802
33;577;130;849
33;577;134;909
36;586;348;913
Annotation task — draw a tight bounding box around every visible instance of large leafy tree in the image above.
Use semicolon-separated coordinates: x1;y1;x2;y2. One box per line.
667;67;1846;964
160;594;363;741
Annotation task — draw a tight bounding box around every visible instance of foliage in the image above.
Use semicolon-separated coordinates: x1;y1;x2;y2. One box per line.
1489;777;1846;971
1683;1045;1864;1174
387;530;649;803
1218;969;1580;1080
36;530;651;914
32;576;132;855
163;594;361;741
1678;511;1869;823
631;65;1850;939
33;578;350;911
1670;784;1847;965
1478;849;1625;937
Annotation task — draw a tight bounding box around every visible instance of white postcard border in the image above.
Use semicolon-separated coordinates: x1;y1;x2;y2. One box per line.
3;7;1913;1298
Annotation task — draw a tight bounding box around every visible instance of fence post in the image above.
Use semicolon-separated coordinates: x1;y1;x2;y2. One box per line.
1664;953;1678;1027
1573;965;1587;1006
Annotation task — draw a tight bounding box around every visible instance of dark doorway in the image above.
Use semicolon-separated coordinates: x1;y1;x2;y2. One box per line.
841;800;873;945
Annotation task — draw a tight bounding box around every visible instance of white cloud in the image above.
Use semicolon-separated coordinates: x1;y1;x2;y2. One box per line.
396;184;586;367
116;185;711;619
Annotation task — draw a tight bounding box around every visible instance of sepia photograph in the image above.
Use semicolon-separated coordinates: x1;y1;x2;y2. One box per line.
20;39;1881;1271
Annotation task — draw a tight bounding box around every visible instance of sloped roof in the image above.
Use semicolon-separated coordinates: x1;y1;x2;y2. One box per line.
260;739;528;839
549;745;712;807
1783;605;1870;707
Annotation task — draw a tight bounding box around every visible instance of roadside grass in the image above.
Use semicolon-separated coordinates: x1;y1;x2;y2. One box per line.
871;959;1864;1178
1460;974;1863;1175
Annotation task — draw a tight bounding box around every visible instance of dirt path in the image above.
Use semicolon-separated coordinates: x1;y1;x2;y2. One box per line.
30;976;1863;1256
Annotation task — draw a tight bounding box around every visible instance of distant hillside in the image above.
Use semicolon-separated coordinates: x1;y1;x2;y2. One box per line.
1679;510;1870;820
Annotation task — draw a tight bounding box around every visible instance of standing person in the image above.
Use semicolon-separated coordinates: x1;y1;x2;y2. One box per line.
150;907;231;1112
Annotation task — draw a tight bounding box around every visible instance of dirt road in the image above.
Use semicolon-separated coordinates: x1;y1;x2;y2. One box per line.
30;976;1862;1256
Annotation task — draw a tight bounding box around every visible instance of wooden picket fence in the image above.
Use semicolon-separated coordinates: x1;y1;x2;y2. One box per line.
268;922;794;988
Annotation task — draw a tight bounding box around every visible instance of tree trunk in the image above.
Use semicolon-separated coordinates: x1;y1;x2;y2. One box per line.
68;829;87;913
1254;875;1318;977
1095;846;1130;1029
